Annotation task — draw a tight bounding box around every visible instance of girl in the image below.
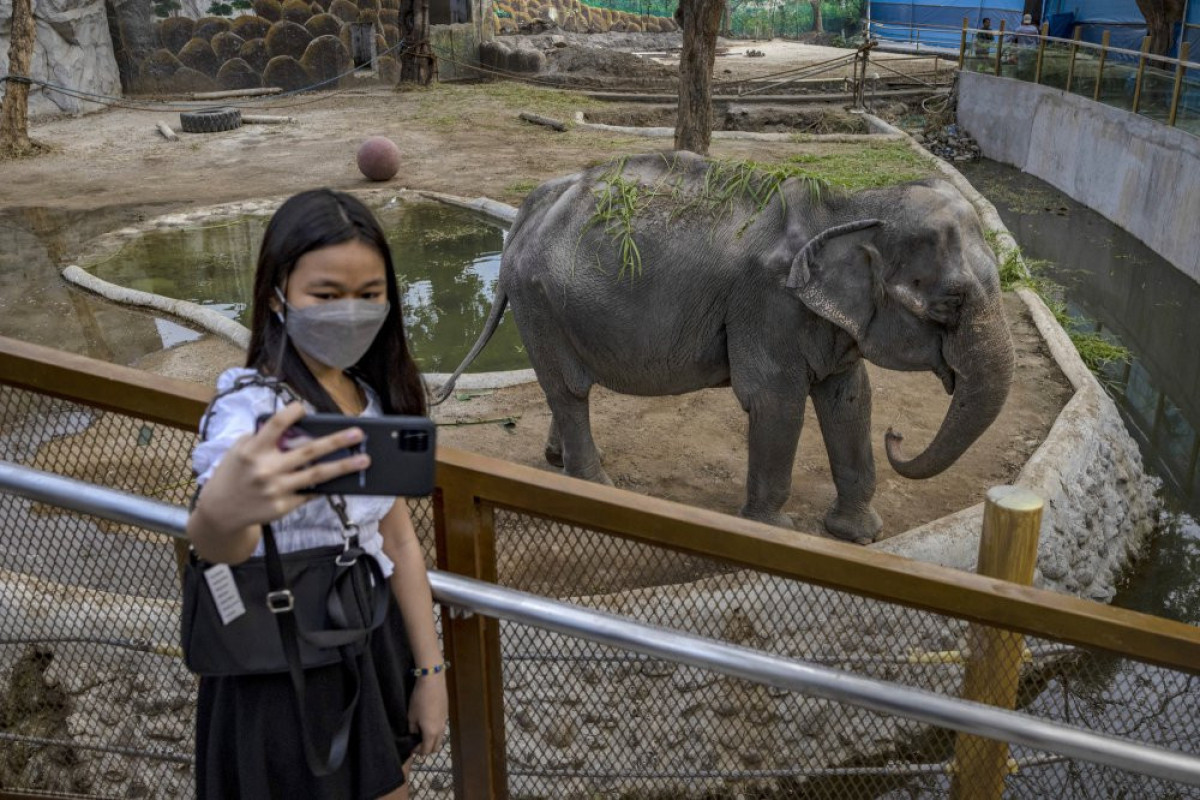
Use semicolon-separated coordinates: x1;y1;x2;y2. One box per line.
187;189;447;799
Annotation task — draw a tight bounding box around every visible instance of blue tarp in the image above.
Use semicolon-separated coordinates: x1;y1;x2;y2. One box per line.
1043;0;1197;57
870;1;1024;50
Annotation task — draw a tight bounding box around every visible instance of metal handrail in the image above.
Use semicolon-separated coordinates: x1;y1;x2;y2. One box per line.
2;460;1200;787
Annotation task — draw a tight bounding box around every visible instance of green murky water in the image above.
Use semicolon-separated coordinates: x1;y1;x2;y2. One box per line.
86;201;527;374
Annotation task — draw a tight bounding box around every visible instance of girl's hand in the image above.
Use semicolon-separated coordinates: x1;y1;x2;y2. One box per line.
407;671;449;757
188;403;370;562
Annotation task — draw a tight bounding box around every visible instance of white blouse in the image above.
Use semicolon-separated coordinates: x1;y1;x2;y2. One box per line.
192;368;398;576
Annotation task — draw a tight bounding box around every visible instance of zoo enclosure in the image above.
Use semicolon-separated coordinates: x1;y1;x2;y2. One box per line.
1;333;1199;799
870;17;1200;135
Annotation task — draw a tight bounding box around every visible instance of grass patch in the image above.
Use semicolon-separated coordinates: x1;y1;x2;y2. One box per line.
985;234;1131;374
783;141;933;191
505;178;540;199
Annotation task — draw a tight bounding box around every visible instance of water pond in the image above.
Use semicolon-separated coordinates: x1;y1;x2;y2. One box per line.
84;201;526;374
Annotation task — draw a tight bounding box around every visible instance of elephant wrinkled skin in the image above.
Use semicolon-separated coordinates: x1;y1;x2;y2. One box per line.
436;151;1015;543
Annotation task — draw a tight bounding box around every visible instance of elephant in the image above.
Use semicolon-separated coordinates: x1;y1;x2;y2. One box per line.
435;151;1015;543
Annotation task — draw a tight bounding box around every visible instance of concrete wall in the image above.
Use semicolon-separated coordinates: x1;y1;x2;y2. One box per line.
957;70;1200;283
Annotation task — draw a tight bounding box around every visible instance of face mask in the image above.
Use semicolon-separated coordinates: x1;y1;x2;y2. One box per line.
275;287;390;370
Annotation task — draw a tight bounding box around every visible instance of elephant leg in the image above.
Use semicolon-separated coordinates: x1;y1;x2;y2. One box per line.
739;393;804;530
544;391;611;485
810;361;882;544
544;415;563;468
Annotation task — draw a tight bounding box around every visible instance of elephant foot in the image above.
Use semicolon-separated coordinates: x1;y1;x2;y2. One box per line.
546;445;604;470
565;463;613;486
740;508;796;530
823;504;882;545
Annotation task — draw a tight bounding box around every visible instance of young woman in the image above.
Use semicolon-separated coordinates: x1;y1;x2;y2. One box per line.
187;189;447;799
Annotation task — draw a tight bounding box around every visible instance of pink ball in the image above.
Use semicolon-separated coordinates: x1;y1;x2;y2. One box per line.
356;136;401;181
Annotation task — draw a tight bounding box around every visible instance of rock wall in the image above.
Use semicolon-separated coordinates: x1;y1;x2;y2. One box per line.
0;0;122;116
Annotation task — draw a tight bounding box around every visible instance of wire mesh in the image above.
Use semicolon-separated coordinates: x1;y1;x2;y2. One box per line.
491;508;1200;799
0;385;451;798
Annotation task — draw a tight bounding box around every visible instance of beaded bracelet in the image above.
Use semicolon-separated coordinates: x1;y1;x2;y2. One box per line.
410;661;450;677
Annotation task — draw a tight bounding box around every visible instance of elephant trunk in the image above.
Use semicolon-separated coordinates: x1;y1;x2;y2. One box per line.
885;294;1015;480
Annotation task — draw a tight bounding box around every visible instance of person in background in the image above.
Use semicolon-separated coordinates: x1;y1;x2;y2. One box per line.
973;17;995;69
1013;13;1041;75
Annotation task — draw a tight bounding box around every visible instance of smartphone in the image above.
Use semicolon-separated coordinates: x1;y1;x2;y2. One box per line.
256;413;437;496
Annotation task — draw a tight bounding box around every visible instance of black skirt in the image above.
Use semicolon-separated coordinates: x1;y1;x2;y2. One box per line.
195;594;418;800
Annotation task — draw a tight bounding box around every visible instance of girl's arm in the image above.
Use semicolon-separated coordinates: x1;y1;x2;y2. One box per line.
189;402;370;564
380;498;449;756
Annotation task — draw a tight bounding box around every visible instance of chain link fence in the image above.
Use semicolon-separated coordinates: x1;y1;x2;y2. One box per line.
0;383;450;798
1;375;1198;798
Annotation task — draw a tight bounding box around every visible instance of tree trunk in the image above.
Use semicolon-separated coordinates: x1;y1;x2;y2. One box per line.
0;0;35;154
398;0;435;84
1135;0;1186;55
674;0;725;154
810;0;822;33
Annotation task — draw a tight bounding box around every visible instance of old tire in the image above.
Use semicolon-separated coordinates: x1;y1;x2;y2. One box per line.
179;107;242;133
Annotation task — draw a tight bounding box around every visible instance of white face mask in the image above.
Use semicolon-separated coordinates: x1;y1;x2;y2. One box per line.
275;287;390;369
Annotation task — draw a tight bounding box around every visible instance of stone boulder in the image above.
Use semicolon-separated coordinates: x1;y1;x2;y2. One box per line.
304;12;341;39
265;19;313;59
253;0;282;21
299;34;349;85
177;36;219;77
281;0;311;24
157;16;195;54
192;15;232;41
0;0;122;116
262;54;309;91
230;15;271;41
238;37;271;73
216;57;262;90
328;0;357;22
170;65;216;93
211;30;245;63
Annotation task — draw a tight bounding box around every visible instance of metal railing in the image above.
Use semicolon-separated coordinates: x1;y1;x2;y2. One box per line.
2;462;1199;790
3;335;1200;800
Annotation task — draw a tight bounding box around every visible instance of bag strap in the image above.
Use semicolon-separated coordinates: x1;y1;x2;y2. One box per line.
263;523;363;777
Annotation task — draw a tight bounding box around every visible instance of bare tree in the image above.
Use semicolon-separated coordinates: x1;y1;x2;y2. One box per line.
398;0;435;84
810;0;823;33
0;0;35;155
674;0;725;154
1134;0;1186;54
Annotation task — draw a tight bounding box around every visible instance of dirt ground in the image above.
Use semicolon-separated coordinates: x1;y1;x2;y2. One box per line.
1;40;1071;544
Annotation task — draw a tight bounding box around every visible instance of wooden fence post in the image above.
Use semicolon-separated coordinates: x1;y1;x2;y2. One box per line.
950;486;1044;800
959;17;968;69
994;19;1006;76
1169;42;1191;126
1133;36;1151;112
1065;26;1082;92
435;475;508;799
1094;30;1111;101
1035;22;1049;84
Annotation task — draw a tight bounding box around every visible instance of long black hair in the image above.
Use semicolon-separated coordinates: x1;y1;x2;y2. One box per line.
246;189;427;416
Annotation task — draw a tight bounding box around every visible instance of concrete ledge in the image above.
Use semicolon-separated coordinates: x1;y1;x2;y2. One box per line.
956;71;1200;281
571;110;906;143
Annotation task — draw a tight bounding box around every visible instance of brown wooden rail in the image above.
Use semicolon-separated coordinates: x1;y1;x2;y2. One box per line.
3;334;1200;799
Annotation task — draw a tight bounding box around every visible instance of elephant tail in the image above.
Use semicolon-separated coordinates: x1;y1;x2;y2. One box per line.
430;288;510;405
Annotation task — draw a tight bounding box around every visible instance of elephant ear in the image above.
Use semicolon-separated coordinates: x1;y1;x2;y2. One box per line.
785;219;884;340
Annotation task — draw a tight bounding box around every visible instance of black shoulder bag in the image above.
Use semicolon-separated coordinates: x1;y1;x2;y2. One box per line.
181;376;390;776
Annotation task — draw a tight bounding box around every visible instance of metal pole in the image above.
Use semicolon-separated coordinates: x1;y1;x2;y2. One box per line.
1095;29;1111;101
1133;35;1151;113
951;487;1044;800
1169;42;1191;126
1182;0;1192;56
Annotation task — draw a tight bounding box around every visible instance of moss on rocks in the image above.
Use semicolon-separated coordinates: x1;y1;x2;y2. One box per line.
329;0;359;22
262;54;311;91
253;0;283;22
216;57;263;90
282;0;313;24
238;37;271;73
157;17;195;54
178;37;220;77
300;34;351;84
211;31;246;62
265;19;315;59
305;12;342;38
171;65;218;93
231;14;272;40
193;16;233;41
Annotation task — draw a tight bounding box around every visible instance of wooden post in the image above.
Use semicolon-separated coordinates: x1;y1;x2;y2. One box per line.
1169;42;1191;126
1065;26;1082;93
1094;30;1111;101
993;19;1006;76
959;17;968;69
950;486;1044;800
1133;36;1151;113
435;477;508;799
1034;22;1049;84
